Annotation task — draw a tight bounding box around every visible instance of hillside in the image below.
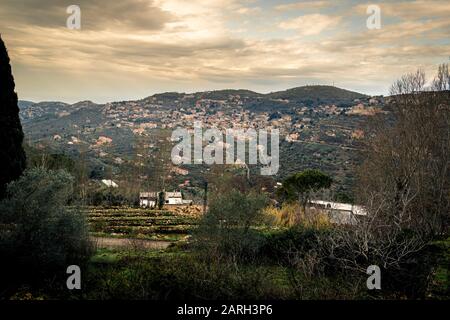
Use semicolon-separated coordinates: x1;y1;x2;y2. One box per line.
268;85;367;104
19;85;384;197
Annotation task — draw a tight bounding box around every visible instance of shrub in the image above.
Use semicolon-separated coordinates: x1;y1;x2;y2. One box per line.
262;226;331;267
87;186;128;206
194;189;268;263
322;226;445;299
0;168;93;295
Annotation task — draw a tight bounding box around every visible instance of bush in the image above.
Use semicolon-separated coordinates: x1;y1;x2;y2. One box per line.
194;189;268;263
87;185;129;206
0;168;93;296
321;226;445;299
262;226;330;267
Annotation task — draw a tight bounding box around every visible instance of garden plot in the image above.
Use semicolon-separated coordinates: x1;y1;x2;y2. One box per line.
85;207;199;241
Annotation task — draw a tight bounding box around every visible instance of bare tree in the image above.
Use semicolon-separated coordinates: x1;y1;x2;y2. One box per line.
432;63;450;91
358;66;450;236
319;66;450;298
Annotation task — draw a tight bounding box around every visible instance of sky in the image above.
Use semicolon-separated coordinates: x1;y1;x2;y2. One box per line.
0;0;449;103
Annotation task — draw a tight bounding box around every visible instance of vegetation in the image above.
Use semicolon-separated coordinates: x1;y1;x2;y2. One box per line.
265;202;331;228
1;61;448;300
267;85;368;107
87;206;196;241
194;189;268;263
0;168;93;297
278;169;333;209
0;35;26;199
157;191;165;210
358;68;450;236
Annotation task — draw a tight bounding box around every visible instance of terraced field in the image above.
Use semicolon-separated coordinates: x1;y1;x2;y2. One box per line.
85;207;200;241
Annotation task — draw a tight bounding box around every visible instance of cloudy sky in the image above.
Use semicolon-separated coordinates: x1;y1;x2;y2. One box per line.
1;0;449;103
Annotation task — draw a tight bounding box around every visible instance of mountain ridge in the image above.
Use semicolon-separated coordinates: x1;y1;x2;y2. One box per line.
19;85;370;107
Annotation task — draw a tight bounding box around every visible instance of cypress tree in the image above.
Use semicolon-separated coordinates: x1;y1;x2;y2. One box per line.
0;35;26;198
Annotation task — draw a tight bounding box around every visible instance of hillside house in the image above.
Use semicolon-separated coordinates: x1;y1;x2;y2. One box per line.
165;192;183;204
140;192;157;208
140;191;192;208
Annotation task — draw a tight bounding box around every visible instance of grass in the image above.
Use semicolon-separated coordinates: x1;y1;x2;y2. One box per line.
7;234;448;300
81;246;371;300
427;237;450;299
90;248;121;264
70;206;449;300
82;247;294;300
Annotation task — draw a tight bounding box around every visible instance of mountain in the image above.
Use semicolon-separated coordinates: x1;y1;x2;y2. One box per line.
241;85;367;112
20;85;367;113
269;85;365;99
267;85;367;104
18;100;35;109
18;85;383;195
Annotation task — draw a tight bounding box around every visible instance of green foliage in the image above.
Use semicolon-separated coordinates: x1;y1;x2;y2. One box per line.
24;144;76;173
87;186;128;206
82;252;287;300
157;191;165;210
262;226;330;266
278;169;332;206
0;36;26;199
194;189;268;262
0;168;93;293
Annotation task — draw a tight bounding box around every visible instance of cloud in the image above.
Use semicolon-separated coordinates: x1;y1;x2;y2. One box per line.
0;0;174;31
278;14;341;35
275;1;332;11
354;0;450;20
0;0;448;102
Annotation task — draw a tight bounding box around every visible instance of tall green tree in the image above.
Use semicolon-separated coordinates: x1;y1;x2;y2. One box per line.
279;169;332;210
158;191;165;210
0;35;26;198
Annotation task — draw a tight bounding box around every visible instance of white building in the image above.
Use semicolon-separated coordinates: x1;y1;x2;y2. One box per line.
309;200;367;225
101;179;118;188
164;192;183;205
140;192;157;208
140;191;192;207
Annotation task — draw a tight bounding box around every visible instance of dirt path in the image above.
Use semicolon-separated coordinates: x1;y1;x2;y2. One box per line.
92;236;172;250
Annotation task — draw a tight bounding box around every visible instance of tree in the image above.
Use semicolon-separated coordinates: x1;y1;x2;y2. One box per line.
325;66;450;298
358;66;450;235
194;189;268;262
158;191;165;210
0;35;26;199
0;168;93;294
279;169;332;210
432;63;450;91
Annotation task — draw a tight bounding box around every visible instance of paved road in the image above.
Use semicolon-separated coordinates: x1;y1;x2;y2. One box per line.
92;236;172;250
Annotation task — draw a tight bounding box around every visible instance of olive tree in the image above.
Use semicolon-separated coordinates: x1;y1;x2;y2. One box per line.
0;168;93;291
